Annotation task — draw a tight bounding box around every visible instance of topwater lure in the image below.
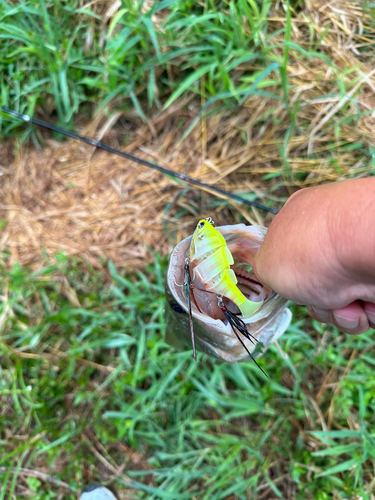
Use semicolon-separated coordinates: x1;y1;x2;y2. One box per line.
165;221;291;369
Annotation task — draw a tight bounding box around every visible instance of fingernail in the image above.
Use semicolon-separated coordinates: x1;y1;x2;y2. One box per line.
333;313;359;329
367;311;375;325
312;306;330;321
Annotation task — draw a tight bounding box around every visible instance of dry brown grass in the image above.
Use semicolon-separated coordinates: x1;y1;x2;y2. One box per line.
1;0;374;271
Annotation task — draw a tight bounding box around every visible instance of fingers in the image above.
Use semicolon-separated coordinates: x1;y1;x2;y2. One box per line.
331;302;369;335
308;301;371;335
308;306;330;323
363;302;375;330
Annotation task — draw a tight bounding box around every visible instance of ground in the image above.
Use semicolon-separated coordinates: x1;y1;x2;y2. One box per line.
0;0;375;499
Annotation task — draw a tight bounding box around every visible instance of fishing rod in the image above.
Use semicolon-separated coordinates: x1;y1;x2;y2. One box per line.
0;107;278;214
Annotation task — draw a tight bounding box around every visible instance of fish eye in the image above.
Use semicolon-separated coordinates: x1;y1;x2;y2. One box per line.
198;221;205;229
170;302;186;314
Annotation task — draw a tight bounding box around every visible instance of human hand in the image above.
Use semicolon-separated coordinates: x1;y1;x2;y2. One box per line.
253;179;375;334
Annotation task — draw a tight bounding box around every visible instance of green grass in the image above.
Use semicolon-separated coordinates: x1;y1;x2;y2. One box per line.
1;1;375;498
0;0;283;132
1;253;375;499
1;0;374;186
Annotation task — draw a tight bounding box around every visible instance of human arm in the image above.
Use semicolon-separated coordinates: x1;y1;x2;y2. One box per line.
253;178;375;334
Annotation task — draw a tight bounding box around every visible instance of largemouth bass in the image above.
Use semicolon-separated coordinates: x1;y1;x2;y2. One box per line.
165;223;291;363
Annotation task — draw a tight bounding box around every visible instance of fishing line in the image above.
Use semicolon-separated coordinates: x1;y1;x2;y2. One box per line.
0;107;278;214
184;259;196;361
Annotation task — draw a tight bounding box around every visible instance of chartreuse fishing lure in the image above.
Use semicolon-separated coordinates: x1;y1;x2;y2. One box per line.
190;218;262;318
187;217;266;375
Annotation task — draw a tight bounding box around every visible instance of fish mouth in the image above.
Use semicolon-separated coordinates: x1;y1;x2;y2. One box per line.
167;223;276;323
234;264;269;301
170;223;271;321
165;223;291;362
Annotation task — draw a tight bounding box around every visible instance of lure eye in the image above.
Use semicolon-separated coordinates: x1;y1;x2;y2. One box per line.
170;302;186;314
198;221;205;229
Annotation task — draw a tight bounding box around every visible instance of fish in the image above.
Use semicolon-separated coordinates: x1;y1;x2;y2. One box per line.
165;222;291;364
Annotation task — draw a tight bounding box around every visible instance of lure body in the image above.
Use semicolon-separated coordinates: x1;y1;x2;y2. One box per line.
190;219;261;318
